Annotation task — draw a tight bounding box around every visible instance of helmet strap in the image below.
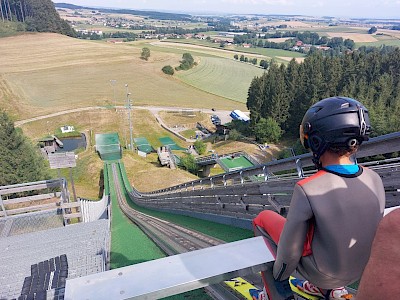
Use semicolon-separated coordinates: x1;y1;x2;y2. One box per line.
358;106;367;136
312;142;330;170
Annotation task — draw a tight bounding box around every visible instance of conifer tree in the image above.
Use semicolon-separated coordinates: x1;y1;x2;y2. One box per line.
247;47;400;140
0;111;49;186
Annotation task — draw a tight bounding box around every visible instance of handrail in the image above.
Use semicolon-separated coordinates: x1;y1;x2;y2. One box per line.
126;132;400;230
64;236;274;300
61;205;400;300
144;132;400;195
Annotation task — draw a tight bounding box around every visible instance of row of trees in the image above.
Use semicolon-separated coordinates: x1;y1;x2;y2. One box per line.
247;46;400;143
234;31;355;53
76;31;137;41
0;111;49;186
233;54;269;69
0;0;74;36
235;31;326;45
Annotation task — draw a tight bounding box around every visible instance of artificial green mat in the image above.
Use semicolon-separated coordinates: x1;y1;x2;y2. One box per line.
108;162;253;299
159;136;186;150
109;162;220;299
109;164;164;269
219;155;255;171
95;133;122;160
134;137;154;154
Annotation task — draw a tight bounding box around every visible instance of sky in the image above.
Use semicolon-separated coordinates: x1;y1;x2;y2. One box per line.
57;0;400;19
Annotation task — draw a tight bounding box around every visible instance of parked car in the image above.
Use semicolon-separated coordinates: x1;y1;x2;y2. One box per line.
211;115;221;125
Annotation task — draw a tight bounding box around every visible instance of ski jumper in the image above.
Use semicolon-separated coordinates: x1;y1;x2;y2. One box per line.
253;166;385;289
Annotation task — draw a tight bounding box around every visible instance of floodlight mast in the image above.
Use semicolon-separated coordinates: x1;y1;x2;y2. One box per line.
125;84;134;151
110;80;117;108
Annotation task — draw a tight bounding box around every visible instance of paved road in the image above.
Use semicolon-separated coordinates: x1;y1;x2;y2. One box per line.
15;105;239;126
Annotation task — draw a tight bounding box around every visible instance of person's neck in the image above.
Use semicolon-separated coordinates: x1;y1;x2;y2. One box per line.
320;152;353;168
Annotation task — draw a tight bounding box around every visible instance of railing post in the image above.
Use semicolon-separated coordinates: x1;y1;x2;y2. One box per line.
0;194;7;218
295;158;304;178
216;196;224;208
239;197;248;210
263;166;269;182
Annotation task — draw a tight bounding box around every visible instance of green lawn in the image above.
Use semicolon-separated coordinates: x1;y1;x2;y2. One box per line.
176;56;265;103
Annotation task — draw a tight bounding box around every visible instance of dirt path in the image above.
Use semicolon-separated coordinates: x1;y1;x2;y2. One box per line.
15;105;236;127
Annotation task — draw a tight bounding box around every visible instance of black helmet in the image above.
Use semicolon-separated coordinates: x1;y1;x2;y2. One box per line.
300;96;371;166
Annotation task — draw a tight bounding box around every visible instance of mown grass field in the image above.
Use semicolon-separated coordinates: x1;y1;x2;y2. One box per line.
176;56;265;103
160;39;306;61
0;33;245;120
355;32;400;48
280;26;368;34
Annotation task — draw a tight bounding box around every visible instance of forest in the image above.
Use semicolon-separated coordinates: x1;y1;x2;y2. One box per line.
0;0;74;36
247;46;400;142
54;3;192;21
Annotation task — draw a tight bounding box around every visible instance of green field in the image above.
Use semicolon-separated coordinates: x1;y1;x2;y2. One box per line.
278;26;368;34
164;39;306;59
356;39;400;48
176;56;265;103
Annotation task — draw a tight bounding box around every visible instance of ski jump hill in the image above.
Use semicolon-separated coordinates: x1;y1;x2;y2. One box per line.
65;131;400;299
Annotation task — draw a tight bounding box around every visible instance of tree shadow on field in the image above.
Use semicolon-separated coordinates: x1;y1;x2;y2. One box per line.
98;169;104;199
110;251;150;270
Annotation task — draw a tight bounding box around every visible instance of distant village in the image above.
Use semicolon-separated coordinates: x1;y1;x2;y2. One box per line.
59;7;399;54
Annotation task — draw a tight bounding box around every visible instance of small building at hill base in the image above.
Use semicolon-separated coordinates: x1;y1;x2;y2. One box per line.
61;125;75;133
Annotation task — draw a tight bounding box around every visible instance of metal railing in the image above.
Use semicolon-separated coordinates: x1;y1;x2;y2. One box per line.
128;132;400;229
